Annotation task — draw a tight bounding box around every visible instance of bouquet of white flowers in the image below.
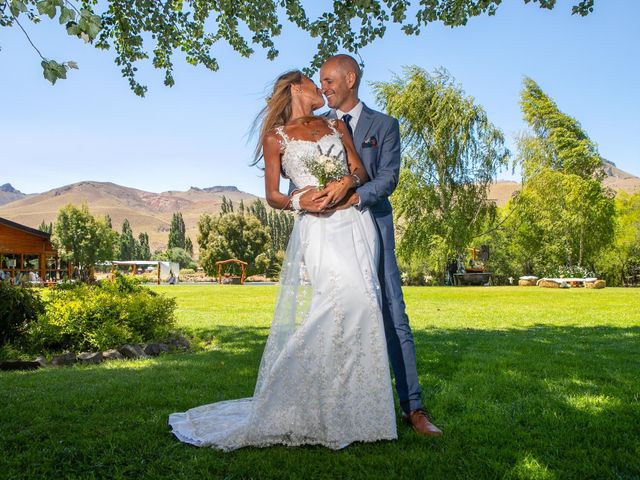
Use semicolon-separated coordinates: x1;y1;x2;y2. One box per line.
303;144;349;188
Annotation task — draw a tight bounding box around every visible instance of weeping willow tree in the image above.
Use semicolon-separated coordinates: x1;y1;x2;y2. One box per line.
372;66;509;280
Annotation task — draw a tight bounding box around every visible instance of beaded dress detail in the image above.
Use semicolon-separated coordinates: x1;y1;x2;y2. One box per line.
275;121;345;187
168;120;397;451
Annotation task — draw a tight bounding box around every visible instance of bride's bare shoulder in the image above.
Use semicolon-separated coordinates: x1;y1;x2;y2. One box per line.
263;127;286;150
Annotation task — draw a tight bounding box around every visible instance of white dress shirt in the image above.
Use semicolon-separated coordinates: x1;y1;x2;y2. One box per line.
336;101;363;135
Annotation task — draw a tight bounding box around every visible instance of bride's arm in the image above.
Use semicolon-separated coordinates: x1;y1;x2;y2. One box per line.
263;132;295;210
312;120;369;208
263;132;321;212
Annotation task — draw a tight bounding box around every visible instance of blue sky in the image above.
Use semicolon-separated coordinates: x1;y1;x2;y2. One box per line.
1;0;638;197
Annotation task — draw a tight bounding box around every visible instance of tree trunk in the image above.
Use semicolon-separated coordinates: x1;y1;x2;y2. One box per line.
578;224;584;266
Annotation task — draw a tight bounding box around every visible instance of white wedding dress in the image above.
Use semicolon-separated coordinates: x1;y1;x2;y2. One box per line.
168;122;397;450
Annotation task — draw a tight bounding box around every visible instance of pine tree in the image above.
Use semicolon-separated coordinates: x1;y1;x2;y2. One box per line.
104;213;113;229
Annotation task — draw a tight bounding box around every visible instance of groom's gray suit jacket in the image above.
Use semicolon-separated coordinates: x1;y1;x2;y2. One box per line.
288;104;399;212
288;103;423;413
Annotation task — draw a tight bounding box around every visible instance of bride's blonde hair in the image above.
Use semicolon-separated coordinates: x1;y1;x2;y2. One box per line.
253;70;303;164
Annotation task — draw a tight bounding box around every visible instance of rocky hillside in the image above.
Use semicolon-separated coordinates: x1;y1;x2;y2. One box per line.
0;183;27;206
489;161;639;206
0;181;261;254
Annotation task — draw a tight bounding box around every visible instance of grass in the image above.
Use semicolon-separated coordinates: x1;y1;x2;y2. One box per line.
1;286;639;479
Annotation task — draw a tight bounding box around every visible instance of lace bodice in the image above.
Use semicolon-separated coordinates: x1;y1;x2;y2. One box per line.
276;121;347;188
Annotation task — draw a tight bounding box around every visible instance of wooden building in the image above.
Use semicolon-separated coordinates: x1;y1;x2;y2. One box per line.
0;217;71;284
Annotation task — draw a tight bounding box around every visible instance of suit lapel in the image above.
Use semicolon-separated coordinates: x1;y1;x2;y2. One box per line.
354;103;374;153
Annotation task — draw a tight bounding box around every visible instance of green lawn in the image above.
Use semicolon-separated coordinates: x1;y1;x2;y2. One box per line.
1;286;639;479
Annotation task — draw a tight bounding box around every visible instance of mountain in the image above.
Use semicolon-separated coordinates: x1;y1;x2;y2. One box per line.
0;183;27;206
488;161;640;207
487;180;521;207
601;159;640;194
0;181;261;255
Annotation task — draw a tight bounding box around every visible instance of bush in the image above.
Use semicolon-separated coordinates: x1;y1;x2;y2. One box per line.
398;258;433;286
27;273;176;353
152;247;197;270
0;282;44;345
254;250;285;280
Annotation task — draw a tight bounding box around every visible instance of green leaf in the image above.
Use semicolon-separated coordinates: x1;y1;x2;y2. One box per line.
41;59;69;85
85;14;103;39
41;60;58;85
9;0;28;17
66;60;79;70
77;9;102;42
36;0;57;19
59;6;75;24
66;21;80;36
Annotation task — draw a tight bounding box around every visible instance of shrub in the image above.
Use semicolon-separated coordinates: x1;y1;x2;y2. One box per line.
0;282;45;345
27;273;176;352
152;247;197;270
133;272;157;283
398;258;432;286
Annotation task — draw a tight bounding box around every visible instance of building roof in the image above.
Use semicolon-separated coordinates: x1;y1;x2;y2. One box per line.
0;217;51;240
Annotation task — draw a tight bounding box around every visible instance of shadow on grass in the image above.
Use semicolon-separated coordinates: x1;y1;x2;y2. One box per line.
1;324;638;479
411;324;640;479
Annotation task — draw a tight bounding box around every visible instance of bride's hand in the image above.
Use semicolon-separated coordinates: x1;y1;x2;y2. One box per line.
297;186;327;213
312;176;356;210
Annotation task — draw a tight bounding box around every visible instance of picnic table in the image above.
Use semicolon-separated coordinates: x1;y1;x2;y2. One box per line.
453;272;492;286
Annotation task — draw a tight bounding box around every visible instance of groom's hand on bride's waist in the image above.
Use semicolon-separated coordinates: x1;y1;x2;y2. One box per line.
311;178;356;211
298;187;327;213
346;192;360;207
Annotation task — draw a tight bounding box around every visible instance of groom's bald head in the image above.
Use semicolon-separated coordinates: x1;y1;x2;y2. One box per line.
323;54;362;89
320;54;361;111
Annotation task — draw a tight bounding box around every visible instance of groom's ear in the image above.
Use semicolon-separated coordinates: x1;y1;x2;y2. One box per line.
346;71;357;90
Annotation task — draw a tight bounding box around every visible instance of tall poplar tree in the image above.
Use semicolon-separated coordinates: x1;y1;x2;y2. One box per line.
168;212;186;250
184;237;194;257
38;220;53;234
507;77;615;273
119;219;136;261
136;232;151;261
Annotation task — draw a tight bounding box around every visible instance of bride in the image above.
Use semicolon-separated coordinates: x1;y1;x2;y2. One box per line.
168;70;397;450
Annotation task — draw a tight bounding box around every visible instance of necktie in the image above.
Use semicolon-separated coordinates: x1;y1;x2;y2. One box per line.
341;113;353;137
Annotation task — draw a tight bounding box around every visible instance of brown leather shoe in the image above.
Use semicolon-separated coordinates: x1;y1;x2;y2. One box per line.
402;409;443;437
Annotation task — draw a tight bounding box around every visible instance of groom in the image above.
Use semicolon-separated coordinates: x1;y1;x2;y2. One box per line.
298;54;442;437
